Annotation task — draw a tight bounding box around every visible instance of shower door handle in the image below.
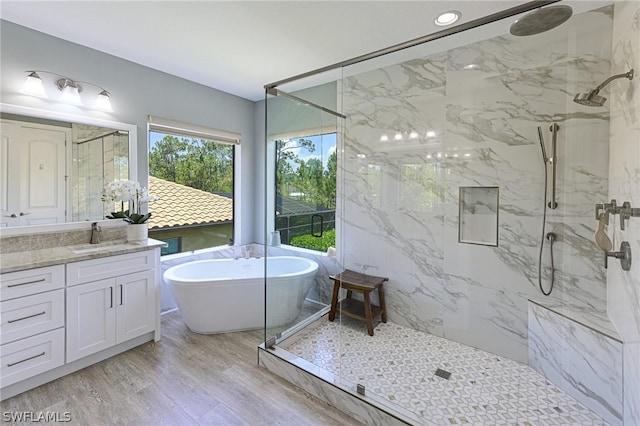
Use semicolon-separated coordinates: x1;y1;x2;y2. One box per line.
311;214;323;237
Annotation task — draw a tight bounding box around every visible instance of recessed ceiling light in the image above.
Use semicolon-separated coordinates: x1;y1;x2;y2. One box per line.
435;10;461;26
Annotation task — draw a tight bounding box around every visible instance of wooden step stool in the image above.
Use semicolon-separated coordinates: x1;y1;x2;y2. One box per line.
328;269;388;336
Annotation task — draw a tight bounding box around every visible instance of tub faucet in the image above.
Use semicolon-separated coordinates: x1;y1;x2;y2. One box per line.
244;246;252;259
90;222;101;244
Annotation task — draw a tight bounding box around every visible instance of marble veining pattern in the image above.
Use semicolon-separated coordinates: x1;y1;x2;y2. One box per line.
608;2;640;425
340;6;613;363
0;226;126;254
528;303;623;425
623;342;640;425
283;317;607;426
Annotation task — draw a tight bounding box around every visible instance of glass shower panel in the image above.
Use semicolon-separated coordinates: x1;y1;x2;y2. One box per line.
72;137;104;221
264;85;343;350
335;1;614;423
263;2;621;424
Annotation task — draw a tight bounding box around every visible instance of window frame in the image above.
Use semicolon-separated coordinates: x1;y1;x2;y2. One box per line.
147;116;241;254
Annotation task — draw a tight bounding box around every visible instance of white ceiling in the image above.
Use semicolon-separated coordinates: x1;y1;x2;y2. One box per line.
1;1;569;101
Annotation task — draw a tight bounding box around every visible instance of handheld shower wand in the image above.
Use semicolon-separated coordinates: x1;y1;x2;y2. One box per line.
537;126;548;163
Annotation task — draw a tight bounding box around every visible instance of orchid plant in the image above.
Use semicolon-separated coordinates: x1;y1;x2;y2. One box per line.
102;179;158;224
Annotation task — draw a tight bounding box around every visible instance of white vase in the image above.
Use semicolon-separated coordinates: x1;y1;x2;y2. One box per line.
127;223;148;242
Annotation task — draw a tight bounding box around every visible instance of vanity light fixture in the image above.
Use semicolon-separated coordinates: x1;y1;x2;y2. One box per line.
94;90;113;112
435;10;461;27
21;70;113;112
20;72;48;98
56;78;83;106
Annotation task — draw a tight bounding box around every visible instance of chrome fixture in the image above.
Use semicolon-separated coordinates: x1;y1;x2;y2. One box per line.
574;69;634;107
595;199;640;231
538;123;559;209
537;124;560;296
90;222;101;244
604;241;632;271
21;70;113;112
510;5;573;37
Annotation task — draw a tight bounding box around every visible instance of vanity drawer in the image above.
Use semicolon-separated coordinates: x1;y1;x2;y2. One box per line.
1;328;65;388
0;289;65;345
0;265;65;301
66;250;154;286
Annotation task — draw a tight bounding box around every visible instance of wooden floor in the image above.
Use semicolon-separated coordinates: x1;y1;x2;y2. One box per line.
1;311;361;425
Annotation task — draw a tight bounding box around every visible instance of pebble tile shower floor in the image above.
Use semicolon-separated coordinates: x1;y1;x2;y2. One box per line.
283;317;607;426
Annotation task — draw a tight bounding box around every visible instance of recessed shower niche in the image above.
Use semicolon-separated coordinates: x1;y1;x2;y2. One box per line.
458;186;499;246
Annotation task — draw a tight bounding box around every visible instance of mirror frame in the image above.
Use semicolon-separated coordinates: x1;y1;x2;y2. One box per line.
0;102;138;234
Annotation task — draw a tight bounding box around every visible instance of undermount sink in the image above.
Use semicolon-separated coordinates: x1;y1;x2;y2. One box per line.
69;243;131;254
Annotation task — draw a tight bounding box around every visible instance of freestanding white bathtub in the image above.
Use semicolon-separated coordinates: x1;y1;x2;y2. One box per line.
163;256;319;334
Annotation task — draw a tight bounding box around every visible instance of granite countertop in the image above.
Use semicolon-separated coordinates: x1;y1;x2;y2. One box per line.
0;238;168;274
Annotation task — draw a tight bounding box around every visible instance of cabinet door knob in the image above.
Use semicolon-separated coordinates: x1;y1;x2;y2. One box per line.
4;214;17;218
19;212;30;216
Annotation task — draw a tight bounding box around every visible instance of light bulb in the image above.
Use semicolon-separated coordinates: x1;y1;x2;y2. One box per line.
95;90;113;112
57;79;83;105
21;72;48;98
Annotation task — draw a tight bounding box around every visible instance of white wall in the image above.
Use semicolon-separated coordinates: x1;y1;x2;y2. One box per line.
0;20;257;243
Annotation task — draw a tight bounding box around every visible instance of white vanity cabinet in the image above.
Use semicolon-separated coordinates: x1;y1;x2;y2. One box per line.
0;244;162;400
66;251;156;362
0;265;66;387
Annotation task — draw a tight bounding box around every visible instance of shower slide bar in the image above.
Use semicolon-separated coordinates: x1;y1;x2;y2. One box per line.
548;123;558;209
538;123;559;210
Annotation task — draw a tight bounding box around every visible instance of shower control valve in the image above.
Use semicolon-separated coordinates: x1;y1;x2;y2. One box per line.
619;202;640;231
604;241;632;271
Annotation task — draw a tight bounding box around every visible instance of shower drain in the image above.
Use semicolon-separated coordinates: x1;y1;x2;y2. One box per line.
434;368;452;380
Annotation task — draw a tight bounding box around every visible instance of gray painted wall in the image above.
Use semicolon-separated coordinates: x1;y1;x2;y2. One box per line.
1;20;257;243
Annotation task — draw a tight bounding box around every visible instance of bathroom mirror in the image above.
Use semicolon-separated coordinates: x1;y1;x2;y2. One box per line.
0;103;137;228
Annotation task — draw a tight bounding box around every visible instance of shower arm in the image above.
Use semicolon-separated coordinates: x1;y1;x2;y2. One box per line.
591;70;634;95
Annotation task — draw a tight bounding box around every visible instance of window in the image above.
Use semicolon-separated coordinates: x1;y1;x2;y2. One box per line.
160;237;182;255
147;117;238;254
274;133;336;251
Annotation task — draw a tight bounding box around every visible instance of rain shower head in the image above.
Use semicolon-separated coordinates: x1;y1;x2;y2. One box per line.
510;5;573;37
573;69;634;107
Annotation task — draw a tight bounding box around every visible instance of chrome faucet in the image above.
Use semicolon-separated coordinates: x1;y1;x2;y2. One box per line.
90;222;101;244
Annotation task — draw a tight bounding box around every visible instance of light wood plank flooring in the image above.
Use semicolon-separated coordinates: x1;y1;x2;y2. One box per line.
1;311;361;425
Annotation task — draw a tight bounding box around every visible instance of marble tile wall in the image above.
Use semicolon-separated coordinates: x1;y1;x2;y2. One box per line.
607;2;640;424
340;6;614;363
528;302;623;426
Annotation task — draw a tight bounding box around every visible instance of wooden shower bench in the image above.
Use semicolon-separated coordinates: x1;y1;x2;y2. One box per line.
328;269;388;336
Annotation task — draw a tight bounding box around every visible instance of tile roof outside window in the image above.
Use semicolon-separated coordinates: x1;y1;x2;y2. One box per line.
147;176;233;229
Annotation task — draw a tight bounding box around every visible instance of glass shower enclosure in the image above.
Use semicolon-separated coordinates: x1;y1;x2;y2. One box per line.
262;1;639;424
